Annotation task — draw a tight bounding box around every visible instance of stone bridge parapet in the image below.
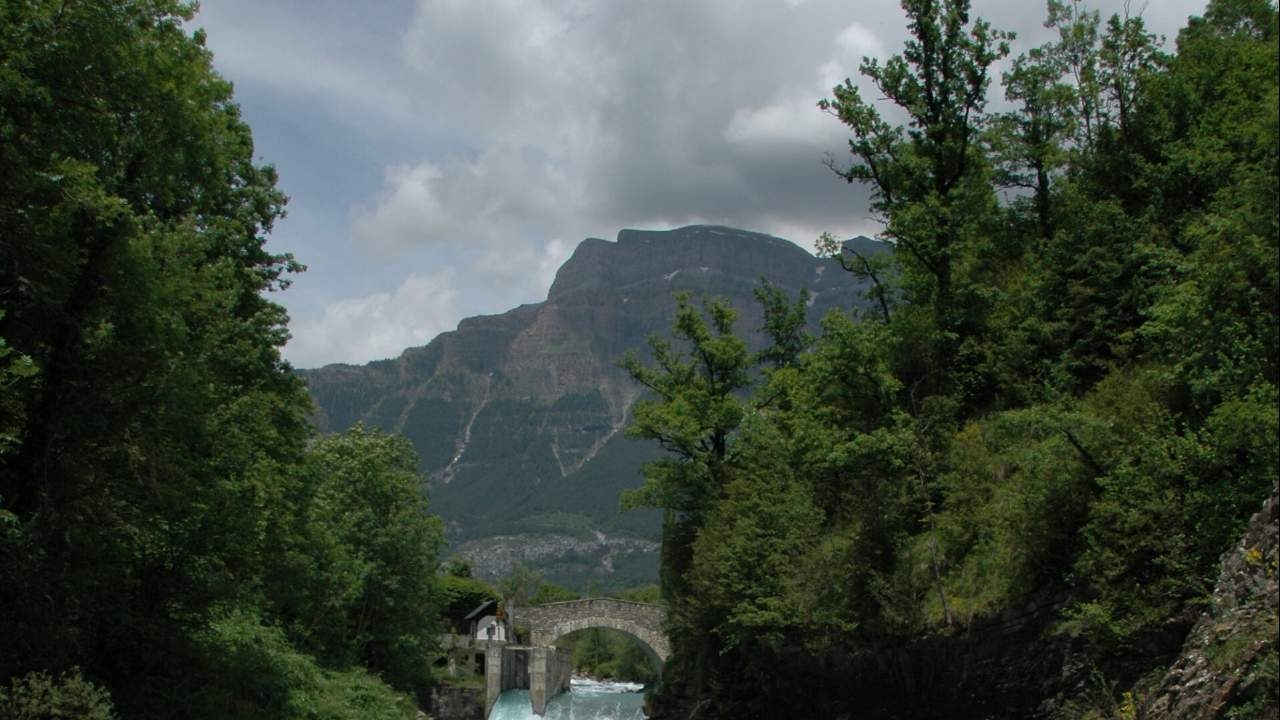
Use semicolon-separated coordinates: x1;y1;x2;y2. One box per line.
515;597;669;662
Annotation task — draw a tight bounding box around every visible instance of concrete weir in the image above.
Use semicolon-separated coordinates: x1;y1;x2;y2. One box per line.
485;645;572;716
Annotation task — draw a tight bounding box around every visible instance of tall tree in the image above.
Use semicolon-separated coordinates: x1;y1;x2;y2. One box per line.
820;0;1010;381
619;293;752;696
1043;0;1104;145
988;46;1075;241
619;294;750;525
0;1;309;713
268;426;444;699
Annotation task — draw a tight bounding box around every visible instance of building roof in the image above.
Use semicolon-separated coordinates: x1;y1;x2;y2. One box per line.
463;599;499;621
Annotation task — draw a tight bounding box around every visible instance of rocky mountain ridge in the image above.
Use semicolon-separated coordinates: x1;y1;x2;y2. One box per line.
302;225;879;590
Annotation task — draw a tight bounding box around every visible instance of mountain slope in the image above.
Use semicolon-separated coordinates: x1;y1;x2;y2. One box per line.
302;225;879;589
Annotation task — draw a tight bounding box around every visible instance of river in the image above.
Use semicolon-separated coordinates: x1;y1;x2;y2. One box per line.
487;677;647;720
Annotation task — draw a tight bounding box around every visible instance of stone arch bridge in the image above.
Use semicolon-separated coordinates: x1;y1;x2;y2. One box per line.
481;598;667;714
515;597;669;662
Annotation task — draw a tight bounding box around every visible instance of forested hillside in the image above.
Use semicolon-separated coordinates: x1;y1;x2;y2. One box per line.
626;1;1279;717
1;3;443;717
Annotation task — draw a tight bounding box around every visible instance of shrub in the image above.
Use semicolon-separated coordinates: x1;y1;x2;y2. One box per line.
0;669;115;720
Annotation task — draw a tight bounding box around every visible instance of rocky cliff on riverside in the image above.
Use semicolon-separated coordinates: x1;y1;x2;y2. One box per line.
1141;485;1278;719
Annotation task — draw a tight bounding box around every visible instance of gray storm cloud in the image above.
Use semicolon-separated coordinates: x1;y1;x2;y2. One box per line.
196;0;1212;367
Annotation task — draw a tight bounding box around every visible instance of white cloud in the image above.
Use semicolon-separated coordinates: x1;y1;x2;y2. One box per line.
724;92;830;145
349;148;584;281
349;163;449;253
836;22;886;61
285;272;458;367
725;21;888;147
536;238;575;291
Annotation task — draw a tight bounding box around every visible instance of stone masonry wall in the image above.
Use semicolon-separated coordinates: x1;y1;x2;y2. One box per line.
428;686;484;720
517;598;669;661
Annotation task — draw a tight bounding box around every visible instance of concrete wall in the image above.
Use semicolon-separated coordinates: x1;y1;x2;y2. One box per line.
529;646;572;715
501;646;529;691
483;644;573;717
484;644;505;717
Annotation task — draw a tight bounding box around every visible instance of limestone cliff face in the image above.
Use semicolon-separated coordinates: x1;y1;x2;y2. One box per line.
302;226;875;588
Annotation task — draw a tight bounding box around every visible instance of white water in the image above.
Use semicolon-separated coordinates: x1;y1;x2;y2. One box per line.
488;677;647;720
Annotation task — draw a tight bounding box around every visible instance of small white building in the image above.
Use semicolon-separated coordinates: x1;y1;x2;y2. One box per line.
475;613;508;642
465;599;510;642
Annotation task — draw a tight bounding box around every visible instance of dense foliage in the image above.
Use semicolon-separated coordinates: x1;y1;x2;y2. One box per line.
0;2;443;717
557;628;659;684
626;1;1278;716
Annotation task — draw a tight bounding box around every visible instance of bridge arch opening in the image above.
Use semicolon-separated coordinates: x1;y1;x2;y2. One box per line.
551;626;662;683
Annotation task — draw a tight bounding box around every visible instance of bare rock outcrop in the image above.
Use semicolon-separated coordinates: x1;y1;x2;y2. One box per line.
1142;485;1279;719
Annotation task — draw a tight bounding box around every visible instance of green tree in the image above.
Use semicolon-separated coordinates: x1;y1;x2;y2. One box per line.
634;0;1280;713
820;0;1011;376
988;45;1075;241
1067;91;1279;640
497;561;545;608
530;582;579;605
685;414;823;649
931;405;1096;622
619;294;750;522
0;1;312;713
445;559;473;578
753;280;811;369
0;316;36;456
0;2;455;716
0;669;115;720
439;574;499;622
186;608;417;720
815;233;898;324
1137;0;1278;413
573;629;613;675
614;641;658;684
273;425;444;698
618;293;753;693
618;584;663;604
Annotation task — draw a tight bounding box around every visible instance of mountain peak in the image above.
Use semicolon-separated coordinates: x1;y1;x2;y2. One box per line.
547;225;818;302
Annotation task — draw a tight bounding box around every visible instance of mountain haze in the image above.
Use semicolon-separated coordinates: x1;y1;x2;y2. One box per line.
303;225;880;590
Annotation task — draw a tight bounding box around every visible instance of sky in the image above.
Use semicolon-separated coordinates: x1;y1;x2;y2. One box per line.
193;0;1211;368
